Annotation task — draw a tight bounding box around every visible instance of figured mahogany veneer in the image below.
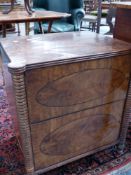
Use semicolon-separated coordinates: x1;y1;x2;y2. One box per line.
0;31;131;175
114;7;131;43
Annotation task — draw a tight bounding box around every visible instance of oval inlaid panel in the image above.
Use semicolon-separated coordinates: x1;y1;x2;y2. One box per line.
36;68;125;107
40;114;118;155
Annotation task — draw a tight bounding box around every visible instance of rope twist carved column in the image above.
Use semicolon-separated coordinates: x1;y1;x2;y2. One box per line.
8;63;34;175
119;77;131;152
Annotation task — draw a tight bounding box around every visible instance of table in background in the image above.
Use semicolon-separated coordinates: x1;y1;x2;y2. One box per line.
0;10;70;37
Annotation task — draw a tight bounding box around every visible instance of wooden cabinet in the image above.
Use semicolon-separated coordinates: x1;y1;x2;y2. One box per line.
1;31;131;175
102;2;131;43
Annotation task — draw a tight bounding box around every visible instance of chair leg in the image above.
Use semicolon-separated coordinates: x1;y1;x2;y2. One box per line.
92;22;96;32
80;20;83;30
2;24;6;38
90;22;94;32
89;22;91;30
17;23;20;36
92;23;94;32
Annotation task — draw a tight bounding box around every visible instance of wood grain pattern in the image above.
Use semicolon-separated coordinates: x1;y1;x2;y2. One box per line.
36;68;125;107
102;2;131;43
31;101;123;170
1;31;131;175
114;8;131;43
1;31;131;69
105;1;131;42
25;54;131;171
26;55;130;123
40;113;118;156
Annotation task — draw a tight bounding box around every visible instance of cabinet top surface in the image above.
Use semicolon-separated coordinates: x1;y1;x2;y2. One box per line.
0;31;131;69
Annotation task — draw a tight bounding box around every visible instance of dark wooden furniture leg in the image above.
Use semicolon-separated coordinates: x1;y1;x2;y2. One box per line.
2;24;6;38
48;20;53;33
38;20;53;34
38;22;43;34
105;8;116;35
17;23;21;36
25;22;30;35
113;8;131;43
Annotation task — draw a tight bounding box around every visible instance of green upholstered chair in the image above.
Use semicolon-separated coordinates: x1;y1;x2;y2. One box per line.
33;0;85;33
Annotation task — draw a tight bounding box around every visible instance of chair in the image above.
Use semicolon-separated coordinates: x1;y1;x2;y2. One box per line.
33;0;85;33
0;1;22;37
81;0;108;32
105;7;116;35
81;0;97;32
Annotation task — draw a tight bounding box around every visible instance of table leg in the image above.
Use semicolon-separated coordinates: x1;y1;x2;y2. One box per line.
48;20;53;33
17;23;20;36
113;8;131;43
25;22;30;35
2;24;6;38
38;22;43;34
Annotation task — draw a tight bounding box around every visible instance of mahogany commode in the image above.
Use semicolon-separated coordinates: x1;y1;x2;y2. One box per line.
0;31;131;175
